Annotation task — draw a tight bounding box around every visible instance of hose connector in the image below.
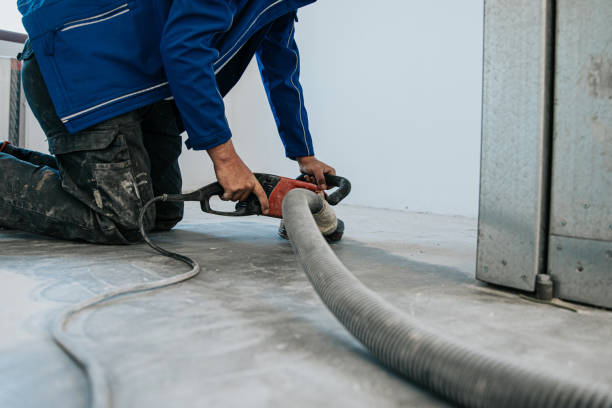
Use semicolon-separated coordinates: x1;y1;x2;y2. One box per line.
279;191;344;242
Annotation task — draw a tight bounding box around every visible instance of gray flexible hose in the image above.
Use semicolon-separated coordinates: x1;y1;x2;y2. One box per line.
282;188;612;408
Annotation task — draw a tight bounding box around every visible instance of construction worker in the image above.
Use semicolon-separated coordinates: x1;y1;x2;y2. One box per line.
0;0;335;243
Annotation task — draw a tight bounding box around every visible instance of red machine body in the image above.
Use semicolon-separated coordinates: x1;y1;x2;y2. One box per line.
265;176;323;218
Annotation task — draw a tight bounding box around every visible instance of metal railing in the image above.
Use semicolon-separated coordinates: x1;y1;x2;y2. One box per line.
0;29;27;44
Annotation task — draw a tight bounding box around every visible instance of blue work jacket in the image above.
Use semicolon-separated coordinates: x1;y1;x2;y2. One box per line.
18;0;316;157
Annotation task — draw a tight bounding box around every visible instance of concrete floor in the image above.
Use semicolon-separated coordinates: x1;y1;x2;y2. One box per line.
1;203;611;407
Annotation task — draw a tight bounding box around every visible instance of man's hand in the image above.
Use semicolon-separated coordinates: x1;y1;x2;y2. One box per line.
208;140;269;214
296;156;336;190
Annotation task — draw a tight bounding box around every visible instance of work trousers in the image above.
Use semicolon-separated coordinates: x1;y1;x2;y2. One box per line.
0;42;184;244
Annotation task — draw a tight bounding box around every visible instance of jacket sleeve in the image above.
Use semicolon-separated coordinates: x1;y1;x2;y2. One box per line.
160;0;232;151
256;13;315;159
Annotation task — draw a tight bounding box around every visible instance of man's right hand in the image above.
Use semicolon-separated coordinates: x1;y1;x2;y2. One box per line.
207;139;269;215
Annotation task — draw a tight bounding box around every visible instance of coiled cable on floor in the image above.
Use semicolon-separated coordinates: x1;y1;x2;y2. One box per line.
282;188;612;408
52;195;201;408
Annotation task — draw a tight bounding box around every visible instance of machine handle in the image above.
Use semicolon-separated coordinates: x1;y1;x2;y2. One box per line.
297;174;351;206
196;182;255;216
163;183;257;216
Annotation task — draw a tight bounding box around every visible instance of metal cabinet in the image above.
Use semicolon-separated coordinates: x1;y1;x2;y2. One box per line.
478;0;612;309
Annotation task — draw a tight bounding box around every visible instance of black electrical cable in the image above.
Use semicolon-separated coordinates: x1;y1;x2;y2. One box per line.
138;194;201;271
52;195;201;408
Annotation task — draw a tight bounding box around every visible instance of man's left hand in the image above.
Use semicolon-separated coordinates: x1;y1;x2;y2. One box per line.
296;156;336;190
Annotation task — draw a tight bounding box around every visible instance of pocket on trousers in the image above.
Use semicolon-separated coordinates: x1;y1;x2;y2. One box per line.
91;159;143;230
50;126;144;230
48;126;119;155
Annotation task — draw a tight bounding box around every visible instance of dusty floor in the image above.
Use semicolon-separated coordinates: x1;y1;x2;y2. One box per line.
1;204;611;407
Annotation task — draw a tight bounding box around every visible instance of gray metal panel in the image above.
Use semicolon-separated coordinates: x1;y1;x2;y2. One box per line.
550;1;612;241
477;0;554;291
549;235;612;309
0;57;26;147
548;0;612;309
0;58;12;143
8;58;23;146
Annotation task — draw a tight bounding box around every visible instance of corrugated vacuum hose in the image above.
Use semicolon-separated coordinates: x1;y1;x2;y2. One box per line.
282;188;612;408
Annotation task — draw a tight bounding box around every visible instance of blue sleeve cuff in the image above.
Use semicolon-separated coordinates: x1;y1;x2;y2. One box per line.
185;130;232;151
286;146;315;160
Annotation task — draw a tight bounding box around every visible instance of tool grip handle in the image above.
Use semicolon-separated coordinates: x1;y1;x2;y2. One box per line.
297;174;351;206
197;183;254;216
165;183;251;216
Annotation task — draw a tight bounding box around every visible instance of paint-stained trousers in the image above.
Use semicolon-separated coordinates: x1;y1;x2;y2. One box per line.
0;42;184;244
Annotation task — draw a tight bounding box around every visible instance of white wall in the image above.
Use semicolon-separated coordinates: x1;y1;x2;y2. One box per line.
199;0;485;216
0;5;24;34
0;41;23;59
